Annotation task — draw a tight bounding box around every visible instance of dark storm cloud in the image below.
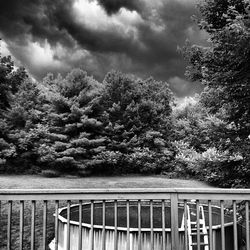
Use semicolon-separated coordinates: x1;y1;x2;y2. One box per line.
95;0;140;15
0;0;74;46
0;0;141;55
0;0;208;96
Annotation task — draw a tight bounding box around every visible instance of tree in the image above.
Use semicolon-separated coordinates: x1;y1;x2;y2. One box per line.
0;53;28;110
182;0;250;135
180;0;250;187
0;79;47;172
0;52;30;172
37;69;104;174
89;71;174;174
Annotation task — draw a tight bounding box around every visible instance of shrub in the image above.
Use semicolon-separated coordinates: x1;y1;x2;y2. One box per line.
77;169;91;177
125;147;172;174
174;139;246;186
41;169;60;178
87;151;125;175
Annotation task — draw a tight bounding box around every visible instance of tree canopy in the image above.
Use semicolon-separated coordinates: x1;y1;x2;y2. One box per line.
180;0;250;187
183;0;250;134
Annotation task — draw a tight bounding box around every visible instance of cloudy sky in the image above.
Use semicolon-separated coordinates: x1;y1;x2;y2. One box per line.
0;0;209;97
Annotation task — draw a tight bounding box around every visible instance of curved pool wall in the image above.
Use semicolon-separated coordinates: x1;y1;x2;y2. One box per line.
53;201;236;250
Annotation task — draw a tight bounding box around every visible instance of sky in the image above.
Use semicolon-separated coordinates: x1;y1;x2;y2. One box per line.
0;0;209;97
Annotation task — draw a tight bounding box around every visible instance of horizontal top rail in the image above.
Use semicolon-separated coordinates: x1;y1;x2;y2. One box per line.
0;188;250;200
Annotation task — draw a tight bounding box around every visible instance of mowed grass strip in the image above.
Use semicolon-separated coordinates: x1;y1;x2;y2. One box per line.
0;175;214;189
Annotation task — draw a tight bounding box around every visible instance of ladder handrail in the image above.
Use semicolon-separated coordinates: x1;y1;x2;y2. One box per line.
200;206;209;250
187;205;193;250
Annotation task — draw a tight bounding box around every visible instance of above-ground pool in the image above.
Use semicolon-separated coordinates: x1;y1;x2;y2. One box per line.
51;201;236;250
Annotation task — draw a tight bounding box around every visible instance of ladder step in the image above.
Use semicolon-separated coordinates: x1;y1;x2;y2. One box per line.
190;232;208;236
190;221;204;225
191;227;204;231
191;243;209;246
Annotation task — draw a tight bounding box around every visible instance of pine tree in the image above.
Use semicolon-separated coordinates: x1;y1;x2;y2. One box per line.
89;71;174;174
37;69;104;174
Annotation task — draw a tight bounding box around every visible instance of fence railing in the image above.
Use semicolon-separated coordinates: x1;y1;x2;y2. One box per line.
0;188;250;250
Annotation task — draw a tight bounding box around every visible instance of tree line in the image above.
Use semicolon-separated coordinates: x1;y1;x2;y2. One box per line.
0;0;249;187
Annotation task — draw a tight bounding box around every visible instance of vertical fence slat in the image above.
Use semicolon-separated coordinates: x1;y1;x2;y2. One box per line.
67;200;71;250
43;200;47;250
20;201;24;250
102;200;105;250
0;201;2;242
233;200;238;250
220;200;225;250
208;200;213;250
196;200;200;250
184;200;188;250
55;200;59;250
150;200;154;250
7;200;12;250
246;201;250;250
162;200;166;250
138;200;142;250
31;200;36;250
90;200;94;250
126;200;130;250
114;200;118;250
78;200;83;250
171;194;179;250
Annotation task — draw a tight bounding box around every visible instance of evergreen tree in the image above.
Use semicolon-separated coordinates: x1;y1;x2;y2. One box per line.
89;71;174;174
37;69;104;174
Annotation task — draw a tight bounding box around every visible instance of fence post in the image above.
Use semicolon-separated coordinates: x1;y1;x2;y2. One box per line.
171;193;179;250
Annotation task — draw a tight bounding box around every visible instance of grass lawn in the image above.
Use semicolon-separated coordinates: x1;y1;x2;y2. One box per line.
0;174;215;189
0;175;217;249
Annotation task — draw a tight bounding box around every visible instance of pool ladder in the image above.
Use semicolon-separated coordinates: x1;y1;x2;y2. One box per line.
182;204;209;250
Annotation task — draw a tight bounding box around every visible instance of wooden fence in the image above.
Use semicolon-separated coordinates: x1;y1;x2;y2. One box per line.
0;188;249;250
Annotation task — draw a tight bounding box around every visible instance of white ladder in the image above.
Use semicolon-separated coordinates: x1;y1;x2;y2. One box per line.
182;204;209;250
